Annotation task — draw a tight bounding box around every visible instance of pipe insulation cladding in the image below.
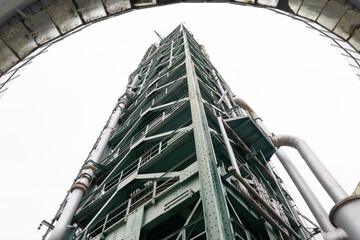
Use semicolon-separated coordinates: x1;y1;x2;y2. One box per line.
270;135;348;203
271;135;360;240
233;97;352;240
48;75;140;240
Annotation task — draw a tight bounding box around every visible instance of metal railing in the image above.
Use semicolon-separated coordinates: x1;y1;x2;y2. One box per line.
80;128;189;212
108;95;188;162
110;76;187;142
84;179;179;239
83;166;183;239
78;129;192;239
86;207;127;239
203;101;248;120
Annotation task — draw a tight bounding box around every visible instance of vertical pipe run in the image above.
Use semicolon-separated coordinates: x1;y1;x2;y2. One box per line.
217;117;240;174
271;135;359;239
273;148;336;232
48;76;139;240
271;135;348;204
232;97;345;236
255;115;337;232
220;119;277;183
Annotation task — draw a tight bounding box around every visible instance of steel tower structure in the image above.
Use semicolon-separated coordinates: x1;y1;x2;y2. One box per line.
44;25;313;240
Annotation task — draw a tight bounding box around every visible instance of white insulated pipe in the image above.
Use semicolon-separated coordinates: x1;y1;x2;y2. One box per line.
48;76;139;240
48;188;86;240
234;97;348;203
233;97;260;121
233;97;350;239
217;117;241;175
270;135;348;204
234;98;336;231
273;148;336;233
48;104;126;240
233;98;336;232
271;135;360;240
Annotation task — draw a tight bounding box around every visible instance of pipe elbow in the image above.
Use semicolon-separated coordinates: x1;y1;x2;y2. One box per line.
323;228;348;240
233;97;261;120
270;134;303;149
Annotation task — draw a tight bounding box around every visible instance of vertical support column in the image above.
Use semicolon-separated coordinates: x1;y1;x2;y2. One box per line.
124;205;145;240
182;26;234;240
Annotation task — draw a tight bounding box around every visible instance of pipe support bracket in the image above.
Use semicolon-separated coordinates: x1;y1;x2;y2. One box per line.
70;182;88;194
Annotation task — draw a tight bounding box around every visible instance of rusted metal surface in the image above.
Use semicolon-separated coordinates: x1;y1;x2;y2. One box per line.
297;0;327;21
317;1;347;30
0;22;37;58
349;29;360;50
24;9;60;44
46;0;82;34
0;39;18;74
102;0;131;14
0;0;36;23
133;0;157;8
334;10;360;40
75;0;107;22
1;0;360;95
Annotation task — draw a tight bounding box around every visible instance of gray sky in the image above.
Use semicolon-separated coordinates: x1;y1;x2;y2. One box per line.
0;3;359;239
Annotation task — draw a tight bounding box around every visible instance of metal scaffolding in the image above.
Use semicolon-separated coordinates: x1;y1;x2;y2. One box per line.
44;24;319;240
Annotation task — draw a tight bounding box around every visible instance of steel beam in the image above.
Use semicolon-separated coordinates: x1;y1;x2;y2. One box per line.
182;25;234;240
124;205;145;240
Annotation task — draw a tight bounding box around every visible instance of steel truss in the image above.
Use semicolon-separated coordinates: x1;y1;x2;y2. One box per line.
45;24;316;240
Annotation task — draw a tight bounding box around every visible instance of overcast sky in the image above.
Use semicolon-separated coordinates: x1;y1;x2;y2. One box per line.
0;3;359;239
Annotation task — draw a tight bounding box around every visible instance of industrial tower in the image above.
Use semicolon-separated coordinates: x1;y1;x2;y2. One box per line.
44;25;312;240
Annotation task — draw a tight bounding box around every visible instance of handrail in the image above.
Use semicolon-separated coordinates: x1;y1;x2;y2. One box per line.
80;129;190;211
111;77;187;141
